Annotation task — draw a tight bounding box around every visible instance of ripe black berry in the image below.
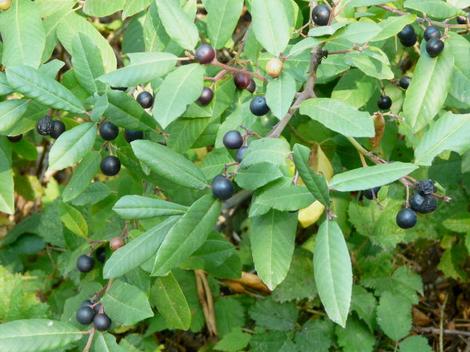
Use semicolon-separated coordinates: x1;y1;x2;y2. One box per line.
236;146;248;162
99;122;119;141
312;5;330;26
396;208;417;229
377;95;392;110
101;156;121;176
125;129;144;143
195;44;216;64
212;175;234;200
398;25;417;47
457;15;468;25
76;306;95;325
36;116;53;136
76;255;95;273
95;247;106;263
50;120;66;139
7;135;23;143
247;79;256;93
362;187;380;200
136;91;154;109
223;130;243;149
93;313;112;331
198;87;214;106
415;179;435;196
423;26;441;41
250;96;270;116
233;72;251;90
410;193;438;214
399;76;411;90
426;38;444;58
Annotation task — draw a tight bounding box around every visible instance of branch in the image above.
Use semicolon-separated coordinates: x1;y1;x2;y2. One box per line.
82;328;95;352
416;327;470;337
268;45;325;138
210;59;266;82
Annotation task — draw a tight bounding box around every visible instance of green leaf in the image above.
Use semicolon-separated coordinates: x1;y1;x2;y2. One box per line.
250;210;298;290
166;117;213;153
83;0;125;17
404;0;462;19
102;280;154;325
214;328;251;352
235;163;283;191
403;41;454;133
98;52;177;87
447;33;470;106
132;140;208;190
0;139;14;214
152;195;221;276
240;138;291;167
372;14;416;42
48;123;97;172
103;217;179;279
62;151;101;202
265;73;297;120
308;22;347;37
330;162;418;192
314;220;352;327
0;100;30;135
292;144;330;206
295;319;334;352
337;22;381;44
346;49;394;80
71;182;111;207
0;0;46;69
92;332;125;352
60;203;88;238
71;33;106;94
376;291;412;340
113;195;188;219
351;286;377;331
151;272;191;330
250;0;290;56
300;98;375;137
0;319;83;352
155;0;199;50
249;297;298;331
331;69;377;109
415;112;470;166
336;317;375;352
153;64;205;128
0;73;13;96
122;0;152;19
399;336;432;352
6;66;86;114
200;148;234;180
203;0;244;49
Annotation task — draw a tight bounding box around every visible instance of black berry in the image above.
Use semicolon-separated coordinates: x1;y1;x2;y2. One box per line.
250;96;270;116
415;179;435;196
93;313;112;331
396;208;417;229
136;91;154;109
50;120;66;139
423;26;441;41
76;306;95;325
362;187;381;200
426;38;444;58
125;130;144;143
399;76;411;90
223;130;243;149
456;15;468;25
95;246;106;263
312;5;330;26
76;255;95;273
247;79;256;93
7;135;23;143
236;146;248;162
233;72;251;90
195;44;216;64
410;193;438;214
198;87;214;106
398;25;417;47
99;122;119;141
101;156;121;176
212;175;234;200
377;95;392;110
36;116;53;136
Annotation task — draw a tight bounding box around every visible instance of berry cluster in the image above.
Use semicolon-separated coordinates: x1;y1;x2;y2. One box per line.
76;299;111;331
36;115;66;139
398;24;445;58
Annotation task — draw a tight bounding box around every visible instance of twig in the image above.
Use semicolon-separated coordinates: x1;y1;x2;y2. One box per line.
82;328;95;352
210;59;266;81
195;270;217;336
416;327;470;337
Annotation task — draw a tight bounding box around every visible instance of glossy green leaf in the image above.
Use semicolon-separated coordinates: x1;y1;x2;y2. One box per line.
0;319;83;352
48;123;97;172
331;69;377;109
404;0;462;19
60;203;88;238
347;49;394;80
113;195;188;219
122;0;153;19
132;140;208;190
235;163;283;191
266;73;297;120
0;100;30;135
6;66;86;114
152;272;191;330
204;0;244;49
300;98;375;137
251;0;290;56
83;0;125;16
0;139;14;215
314;220;352;327
92;332;125;352
337;22;381;44
103;217;179;279
447;33;470;106
153;64;205;128
372;14;416;42
251;210;298;290
330;162;418;192
240;138;291;167
62;151;101;202
152;195;221;276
